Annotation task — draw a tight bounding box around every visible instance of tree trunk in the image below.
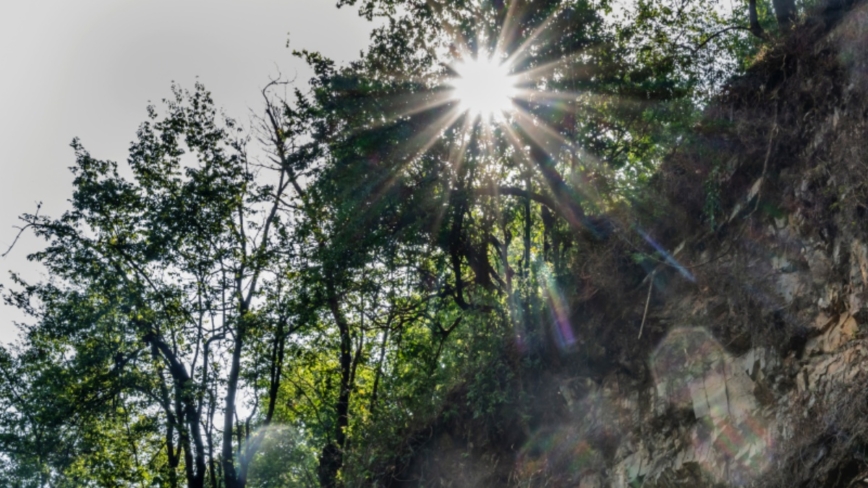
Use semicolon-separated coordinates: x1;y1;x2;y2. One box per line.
773;0;797;29
749;0;767;39
221;332;245;488
149;334;207;488
238;319;287;484
527;144;588;237
368;328;389;418
158;370;181;488
318;288;353;488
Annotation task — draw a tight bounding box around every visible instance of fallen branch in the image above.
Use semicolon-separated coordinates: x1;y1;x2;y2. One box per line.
638;271;656;340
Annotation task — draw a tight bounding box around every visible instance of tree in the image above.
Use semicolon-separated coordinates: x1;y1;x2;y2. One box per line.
2;83;306;488
259;76;455;487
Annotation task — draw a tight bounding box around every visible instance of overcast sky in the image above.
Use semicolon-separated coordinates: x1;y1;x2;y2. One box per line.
0;0;377;343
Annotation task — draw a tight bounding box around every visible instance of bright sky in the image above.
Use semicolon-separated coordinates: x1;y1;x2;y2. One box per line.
0;0;377;343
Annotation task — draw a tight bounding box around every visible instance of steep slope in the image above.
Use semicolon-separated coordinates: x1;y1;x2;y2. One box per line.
381;2;868;486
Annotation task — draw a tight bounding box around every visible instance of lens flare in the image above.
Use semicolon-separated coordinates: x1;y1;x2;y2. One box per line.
650;328;773;483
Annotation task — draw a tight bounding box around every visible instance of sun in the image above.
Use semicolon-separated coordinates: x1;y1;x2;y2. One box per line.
448;55;517;118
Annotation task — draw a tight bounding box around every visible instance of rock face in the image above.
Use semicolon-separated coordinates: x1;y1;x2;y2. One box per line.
507;200;868;487
551;176;868;486
593;317;865;487
590;216;868;486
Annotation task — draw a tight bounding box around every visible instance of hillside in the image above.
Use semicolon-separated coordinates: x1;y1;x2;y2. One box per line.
384;2;868;486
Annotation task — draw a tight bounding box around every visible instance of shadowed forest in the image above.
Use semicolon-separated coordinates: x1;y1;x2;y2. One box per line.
4;0;868;486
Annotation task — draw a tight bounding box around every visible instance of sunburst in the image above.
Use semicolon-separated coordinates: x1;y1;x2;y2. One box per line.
346;1;629;221
447;54;518;119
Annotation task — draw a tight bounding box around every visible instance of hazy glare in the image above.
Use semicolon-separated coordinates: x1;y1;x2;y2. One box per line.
0;0;376;343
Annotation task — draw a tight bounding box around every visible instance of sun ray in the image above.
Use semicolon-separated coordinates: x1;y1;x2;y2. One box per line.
512;88;579;105
446;111;477;178
512;109;581;160
344;89;456;137
510;105;608;177
502;3;568;71
429;113;477;246
349;104;466;224
511;51;597;86
509;109;609;217
499;122;590;232
399;104;466;165
494;0;523;56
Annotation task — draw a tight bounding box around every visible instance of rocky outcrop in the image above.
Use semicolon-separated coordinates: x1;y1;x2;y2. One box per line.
514;212;868;487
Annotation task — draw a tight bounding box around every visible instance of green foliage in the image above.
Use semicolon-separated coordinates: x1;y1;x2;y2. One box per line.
1;83;304;488
0;0;784;486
